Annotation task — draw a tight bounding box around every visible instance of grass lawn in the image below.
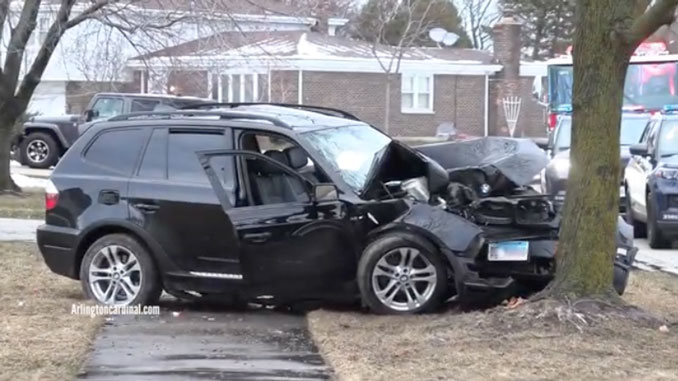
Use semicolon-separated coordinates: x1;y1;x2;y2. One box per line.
0;242;103;381
0;190;44;219
309;271;678;381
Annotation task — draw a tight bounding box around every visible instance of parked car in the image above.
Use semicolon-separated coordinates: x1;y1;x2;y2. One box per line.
542;112;651;210
11;93;209;169
36;104;636;314
624;107;678;248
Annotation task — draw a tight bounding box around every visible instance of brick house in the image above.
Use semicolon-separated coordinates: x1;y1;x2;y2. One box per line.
1;1;320;116
127;11;549;138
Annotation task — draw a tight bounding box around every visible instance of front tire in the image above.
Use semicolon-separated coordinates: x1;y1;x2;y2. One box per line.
647;195;670;249
80;234;162;306
20;132;59;169
358;233;447;314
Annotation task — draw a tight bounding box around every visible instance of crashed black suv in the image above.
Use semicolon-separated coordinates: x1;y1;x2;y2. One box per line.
37;104;636;314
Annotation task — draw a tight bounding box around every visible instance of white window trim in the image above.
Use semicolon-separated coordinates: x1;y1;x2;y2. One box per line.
35;15;51;47
401;73;434;114
217;73;269;102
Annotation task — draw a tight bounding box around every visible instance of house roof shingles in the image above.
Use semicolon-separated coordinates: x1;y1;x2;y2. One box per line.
136;31;495;64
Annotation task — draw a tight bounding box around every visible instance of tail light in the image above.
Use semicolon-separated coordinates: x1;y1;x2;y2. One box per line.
45;180;59;211
547;112;558;130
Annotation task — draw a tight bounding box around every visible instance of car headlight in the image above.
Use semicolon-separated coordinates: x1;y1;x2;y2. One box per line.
656;168;678;180
553;158;570;177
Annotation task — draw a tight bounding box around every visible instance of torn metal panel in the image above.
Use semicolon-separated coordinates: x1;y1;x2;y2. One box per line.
416;137;549;189
398;202;484;253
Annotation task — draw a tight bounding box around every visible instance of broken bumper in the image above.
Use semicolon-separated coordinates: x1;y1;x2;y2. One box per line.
448;240;637;301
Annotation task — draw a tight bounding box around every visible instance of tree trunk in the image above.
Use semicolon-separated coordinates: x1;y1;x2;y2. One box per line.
0;113;20;193
384;73;392;134
545;0;635;298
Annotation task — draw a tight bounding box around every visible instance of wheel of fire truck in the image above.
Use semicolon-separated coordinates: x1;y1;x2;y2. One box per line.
358;232;447;314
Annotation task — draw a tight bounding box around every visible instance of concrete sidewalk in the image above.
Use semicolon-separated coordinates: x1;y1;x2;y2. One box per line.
77;305;331;380
0;218;42;241
634;239;678;276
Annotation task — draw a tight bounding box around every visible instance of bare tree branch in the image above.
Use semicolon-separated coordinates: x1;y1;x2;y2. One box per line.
65;0;118;29
0;0;10;46
627;0;678;49
1;0;41;97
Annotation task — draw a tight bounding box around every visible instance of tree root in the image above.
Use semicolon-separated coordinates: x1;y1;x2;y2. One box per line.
494;297;667;332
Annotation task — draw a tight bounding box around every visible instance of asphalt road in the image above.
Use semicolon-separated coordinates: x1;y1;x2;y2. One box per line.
77;303;331;381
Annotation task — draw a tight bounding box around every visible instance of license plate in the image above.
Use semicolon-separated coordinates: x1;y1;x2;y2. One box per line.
619;186;625;198
488;241;530;261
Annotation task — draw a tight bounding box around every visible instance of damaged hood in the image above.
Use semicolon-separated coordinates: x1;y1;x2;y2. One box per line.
416;137;550;188
361;141;449;198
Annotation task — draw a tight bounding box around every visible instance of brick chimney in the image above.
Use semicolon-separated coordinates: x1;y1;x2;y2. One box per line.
492;6;522;80
490;7;524;136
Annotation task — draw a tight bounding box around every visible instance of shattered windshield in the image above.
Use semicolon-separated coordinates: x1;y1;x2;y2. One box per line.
554;116;650;151
301;125;391;191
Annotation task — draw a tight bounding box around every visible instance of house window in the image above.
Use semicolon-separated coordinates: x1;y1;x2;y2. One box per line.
401;74;433;113
219;74;269;102
36;15;51;46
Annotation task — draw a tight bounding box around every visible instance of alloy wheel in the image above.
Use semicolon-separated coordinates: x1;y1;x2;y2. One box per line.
371;247;437;312
26;139;49;164
88;245;142;305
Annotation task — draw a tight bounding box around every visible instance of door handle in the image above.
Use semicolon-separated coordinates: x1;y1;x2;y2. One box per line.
243;232;272;243
133;203;160;213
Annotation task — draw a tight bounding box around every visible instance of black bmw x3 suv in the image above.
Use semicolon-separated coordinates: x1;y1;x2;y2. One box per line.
37;103;636;314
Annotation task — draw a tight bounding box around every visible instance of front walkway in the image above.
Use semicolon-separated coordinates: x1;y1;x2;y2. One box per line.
77;305;331;380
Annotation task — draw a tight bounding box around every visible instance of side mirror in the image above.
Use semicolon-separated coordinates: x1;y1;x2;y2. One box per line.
630;144;649;157
84;109;98;121
313;183;338;202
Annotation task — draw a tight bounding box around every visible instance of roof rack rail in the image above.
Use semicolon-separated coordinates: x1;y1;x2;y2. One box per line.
181;102;362;121
107;110;291;128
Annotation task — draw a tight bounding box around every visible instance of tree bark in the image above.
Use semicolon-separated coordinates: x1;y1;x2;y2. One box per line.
0;112;20;193
545;0;678;300
545;0;635;298
384;73;392;134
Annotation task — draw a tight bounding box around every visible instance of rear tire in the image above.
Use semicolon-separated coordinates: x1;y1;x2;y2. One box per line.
20;132;59;169
647;195;670;249
357;233;447;314
80;234;162;306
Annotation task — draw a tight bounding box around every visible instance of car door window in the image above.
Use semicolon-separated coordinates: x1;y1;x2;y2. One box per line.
658;120;678;158
168;130;234;187
202;152;309;207
243;155;310;205
131;99;161;112
239;131;328;184
85;128;146;175
91;97;124;120
647;121;660;157
138;128;167;179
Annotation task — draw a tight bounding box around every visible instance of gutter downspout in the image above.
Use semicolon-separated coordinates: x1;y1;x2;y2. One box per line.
484;74;489;137
298;70;303;105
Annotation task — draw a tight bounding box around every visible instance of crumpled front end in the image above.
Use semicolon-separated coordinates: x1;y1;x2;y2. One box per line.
405;138;637;299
